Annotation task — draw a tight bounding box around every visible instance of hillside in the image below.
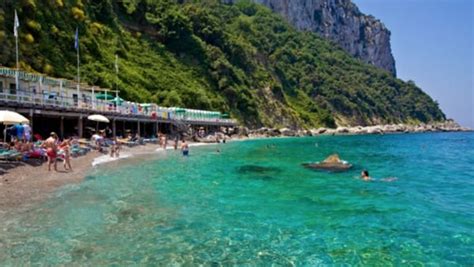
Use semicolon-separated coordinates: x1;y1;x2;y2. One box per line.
0;0;445;128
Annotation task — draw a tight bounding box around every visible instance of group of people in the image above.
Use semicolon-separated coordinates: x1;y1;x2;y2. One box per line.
91;131;121;158
5;123;32;143
157;132;189;156
42;132;73;172
2;124;73;172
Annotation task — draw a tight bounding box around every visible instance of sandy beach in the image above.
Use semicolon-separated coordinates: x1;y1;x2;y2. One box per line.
0;142;172;215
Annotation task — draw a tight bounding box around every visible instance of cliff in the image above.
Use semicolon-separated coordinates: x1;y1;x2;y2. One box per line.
223;0;396;75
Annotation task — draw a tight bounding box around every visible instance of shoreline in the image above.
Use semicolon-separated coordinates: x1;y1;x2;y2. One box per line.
0;141;222;216
0;129;472;215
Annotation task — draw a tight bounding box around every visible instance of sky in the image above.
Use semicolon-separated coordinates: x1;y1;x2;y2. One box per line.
353;0;473;128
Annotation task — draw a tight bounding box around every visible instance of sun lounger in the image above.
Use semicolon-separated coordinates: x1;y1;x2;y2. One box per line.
0;149;23;161
117;138;138;147
143;138;158;144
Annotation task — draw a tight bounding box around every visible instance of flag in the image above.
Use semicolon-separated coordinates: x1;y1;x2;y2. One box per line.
14;10;19;37
115;54;119;73
74;28;79;51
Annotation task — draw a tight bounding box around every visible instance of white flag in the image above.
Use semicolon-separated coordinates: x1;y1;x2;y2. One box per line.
14;10;19;37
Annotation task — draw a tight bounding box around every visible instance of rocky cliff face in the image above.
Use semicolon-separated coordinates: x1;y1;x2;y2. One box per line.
223;0;396;75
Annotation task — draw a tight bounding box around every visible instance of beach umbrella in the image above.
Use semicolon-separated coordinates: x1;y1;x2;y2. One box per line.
88;114;109;131
0;110;30;125
0;110;29;142
87;114;109;123
111;96;124;105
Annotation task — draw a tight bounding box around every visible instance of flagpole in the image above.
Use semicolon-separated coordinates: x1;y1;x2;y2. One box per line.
14;10;19;100
15;28;19;101
115;54;118;93
115;54;119;109
76;28;80;108
77;45;80;107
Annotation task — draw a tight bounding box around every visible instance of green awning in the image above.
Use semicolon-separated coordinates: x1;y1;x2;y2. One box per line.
95;93;114;100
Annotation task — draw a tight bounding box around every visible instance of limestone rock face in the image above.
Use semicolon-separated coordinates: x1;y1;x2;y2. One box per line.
222;0;396;75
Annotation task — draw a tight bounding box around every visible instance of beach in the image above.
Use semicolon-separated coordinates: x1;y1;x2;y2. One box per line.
1;124;471;215
0;142;174;215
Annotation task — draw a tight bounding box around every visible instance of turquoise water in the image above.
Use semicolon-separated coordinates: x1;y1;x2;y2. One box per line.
0;133;473;265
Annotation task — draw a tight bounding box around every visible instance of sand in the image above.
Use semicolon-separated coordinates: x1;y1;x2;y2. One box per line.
0;143;166;215
0;140;221;216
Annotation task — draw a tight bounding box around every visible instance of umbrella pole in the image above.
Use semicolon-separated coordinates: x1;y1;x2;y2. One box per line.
96;122;99;132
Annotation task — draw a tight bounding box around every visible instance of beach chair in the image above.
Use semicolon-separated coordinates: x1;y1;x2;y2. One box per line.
117;138;137;147
0;149;23;161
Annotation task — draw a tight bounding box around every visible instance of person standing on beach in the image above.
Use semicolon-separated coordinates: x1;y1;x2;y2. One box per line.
23;123;32;142
59;138;73;171
162;134;168;149
43;132;58;171
181;139;189;156
110;137;121;158
15;123;24;142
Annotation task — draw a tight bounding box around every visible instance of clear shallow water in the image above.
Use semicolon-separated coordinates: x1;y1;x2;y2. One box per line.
0;133;473;265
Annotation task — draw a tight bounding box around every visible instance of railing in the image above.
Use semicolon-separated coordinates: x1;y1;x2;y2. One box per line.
0;89;237;124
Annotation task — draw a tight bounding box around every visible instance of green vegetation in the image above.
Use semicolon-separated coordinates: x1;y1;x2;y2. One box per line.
0;0;445;128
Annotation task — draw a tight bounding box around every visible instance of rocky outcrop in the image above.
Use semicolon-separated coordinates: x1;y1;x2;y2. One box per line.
223;120;471;140
223;0;396;75
194;121;470;143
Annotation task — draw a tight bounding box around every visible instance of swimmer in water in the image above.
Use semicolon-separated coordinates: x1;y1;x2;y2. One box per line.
181;140;189;156
361;170;371;181
360;169;397;182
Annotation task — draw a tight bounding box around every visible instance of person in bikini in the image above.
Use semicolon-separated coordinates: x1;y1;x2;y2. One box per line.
59;137;73;171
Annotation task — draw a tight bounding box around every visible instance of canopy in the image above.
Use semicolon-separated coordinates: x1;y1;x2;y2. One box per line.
95;93;114;100
112;97;125;104
0;110;29;125
87;114;109;123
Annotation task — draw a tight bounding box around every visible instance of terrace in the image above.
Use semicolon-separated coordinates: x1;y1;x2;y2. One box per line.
0;67;236;121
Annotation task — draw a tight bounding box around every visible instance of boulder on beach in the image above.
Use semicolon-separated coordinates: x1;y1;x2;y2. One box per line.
302;154;353;172
367;126;383;134
316;128;327;134
279;128;296;136
336;127;350;134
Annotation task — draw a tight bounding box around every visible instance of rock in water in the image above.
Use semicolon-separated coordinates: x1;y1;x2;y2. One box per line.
222;0;396;75
303;154;353;172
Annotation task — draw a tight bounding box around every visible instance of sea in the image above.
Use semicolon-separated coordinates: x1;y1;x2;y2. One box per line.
0;132;473;266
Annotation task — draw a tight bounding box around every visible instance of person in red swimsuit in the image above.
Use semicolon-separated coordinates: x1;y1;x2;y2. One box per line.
43;132;58;171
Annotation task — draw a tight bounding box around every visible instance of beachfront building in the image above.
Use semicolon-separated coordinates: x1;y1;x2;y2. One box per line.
0;67;237;140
